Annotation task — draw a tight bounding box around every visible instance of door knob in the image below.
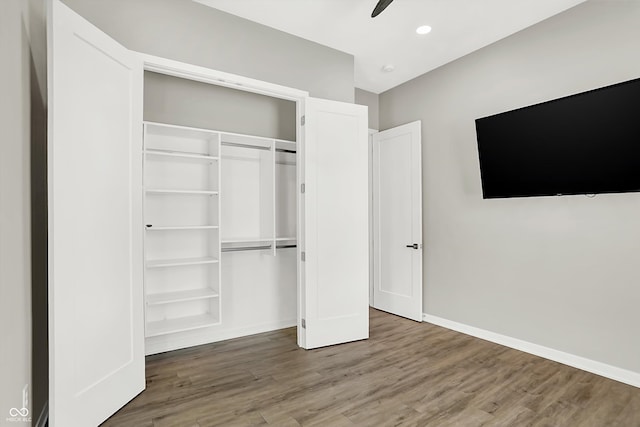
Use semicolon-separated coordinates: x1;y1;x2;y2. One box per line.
406;243;419;249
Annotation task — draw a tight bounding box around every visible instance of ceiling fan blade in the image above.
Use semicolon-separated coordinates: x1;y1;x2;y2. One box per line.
371;0;394;18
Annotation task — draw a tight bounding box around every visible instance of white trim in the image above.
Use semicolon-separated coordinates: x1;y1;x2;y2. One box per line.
368;129;378;307
145;319;297;355
35;400;49;427
422;313;640;388
136;52;309;102
134;52;308;352
296;97;306;349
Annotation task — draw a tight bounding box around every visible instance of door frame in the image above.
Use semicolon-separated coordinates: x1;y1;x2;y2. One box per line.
135;54;370;349
371;121;423;321
135;54;310;346
368;128;378;306
139;53;308;102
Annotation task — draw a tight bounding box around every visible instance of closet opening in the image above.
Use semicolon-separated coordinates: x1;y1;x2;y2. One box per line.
142;70;301;356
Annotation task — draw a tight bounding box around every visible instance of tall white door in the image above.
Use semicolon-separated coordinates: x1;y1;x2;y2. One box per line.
48;1;144;426
298;97;369;349
372;121;423;321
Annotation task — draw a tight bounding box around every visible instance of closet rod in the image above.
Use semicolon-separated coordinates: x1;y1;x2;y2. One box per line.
275;148;296;154
221;141;271;151
221;244;297;253
277;244;297;249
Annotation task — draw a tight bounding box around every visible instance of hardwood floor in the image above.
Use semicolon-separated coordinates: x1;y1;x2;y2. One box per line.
103;309;640;426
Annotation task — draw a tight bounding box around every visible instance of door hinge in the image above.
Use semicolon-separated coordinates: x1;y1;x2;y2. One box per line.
301;319;306;329
301;115;306;126
301;183;305;194
301;251;306;262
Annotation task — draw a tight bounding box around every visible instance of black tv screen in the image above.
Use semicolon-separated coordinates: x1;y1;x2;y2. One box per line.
475;77;640;199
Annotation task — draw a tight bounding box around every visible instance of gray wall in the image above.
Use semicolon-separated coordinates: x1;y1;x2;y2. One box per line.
380;0;640;374
1;0;48;423
145;72;296;141
61;0;354;103
355;88;379;130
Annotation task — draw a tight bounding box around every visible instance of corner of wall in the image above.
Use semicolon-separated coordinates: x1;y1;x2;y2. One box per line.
354;88;379;131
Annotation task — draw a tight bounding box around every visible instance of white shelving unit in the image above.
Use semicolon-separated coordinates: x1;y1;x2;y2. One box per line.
143;122;222;337
220;133;297;255
220;133;275;255
143;120;298;352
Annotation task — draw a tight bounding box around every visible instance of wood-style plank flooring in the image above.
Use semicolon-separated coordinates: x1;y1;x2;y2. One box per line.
103;309;640;426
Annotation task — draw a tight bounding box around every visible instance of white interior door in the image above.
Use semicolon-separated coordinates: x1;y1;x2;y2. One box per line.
372;121;423;321
48;1;144;425
298;97;369;349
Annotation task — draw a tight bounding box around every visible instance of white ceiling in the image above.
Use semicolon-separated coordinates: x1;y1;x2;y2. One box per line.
195;0;588;94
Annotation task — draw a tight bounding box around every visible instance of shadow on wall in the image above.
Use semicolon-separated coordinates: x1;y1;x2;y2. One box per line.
29;7;48;425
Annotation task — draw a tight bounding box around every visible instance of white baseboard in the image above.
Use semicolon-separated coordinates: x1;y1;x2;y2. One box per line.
145;318;297;356
422;313;640;389
35;400;48;427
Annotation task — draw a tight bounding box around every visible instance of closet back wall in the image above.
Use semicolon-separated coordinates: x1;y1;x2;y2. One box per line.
144;72;296;141
61;0;355;103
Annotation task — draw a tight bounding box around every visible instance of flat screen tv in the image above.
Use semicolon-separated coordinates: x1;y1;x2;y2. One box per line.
475;77;640;199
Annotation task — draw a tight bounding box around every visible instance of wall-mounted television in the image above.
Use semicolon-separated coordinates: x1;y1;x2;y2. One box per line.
475;77;640;199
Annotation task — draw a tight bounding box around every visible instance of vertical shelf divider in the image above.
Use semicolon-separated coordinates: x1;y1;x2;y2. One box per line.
213;132;222;322
271;140;277;256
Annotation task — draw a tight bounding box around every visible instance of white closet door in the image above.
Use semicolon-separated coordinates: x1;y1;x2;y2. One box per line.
48;1;144;426
298;97;369;349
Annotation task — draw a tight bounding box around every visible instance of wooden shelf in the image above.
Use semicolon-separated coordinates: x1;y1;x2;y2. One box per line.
145;148;219;161
146;313;219;337
146;257;219;268
275;236;296;242
145;225;219;231
145;189;218;195
146;288;219;305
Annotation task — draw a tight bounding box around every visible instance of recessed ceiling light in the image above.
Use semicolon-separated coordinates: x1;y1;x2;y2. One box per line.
381;64;395;73
416;25;432;35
